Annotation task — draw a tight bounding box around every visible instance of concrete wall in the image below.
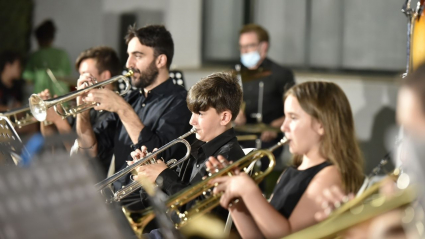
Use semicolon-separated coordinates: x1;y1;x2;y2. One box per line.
32;0;203;75
253;0;407;71
203;0;244;61
32;0;104;74
255;0;308;66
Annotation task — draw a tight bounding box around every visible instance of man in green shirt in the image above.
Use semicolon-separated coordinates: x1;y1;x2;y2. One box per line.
23;19;71;96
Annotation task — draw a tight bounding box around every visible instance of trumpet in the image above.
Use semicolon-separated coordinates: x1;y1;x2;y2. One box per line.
96;128;197;203
283;170;416;239
0;106;52;128
28;71;133;121
134;137;289;231
0;106;37;128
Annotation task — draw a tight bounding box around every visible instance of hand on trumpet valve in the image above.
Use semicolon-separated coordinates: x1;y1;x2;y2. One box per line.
128;146;149;176
209;172;259;209
83;88;128;113
314;185;354;221
205;155;236;177
77;73;97;89
129;145;150;162
76;73;97;106
38;89;51;100
76;72;130;113
129;146;166;183
38;89;62;123
134;159;167;184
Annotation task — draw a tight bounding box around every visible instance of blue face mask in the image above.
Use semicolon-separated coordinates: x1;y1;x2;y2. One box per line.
240;51;261;68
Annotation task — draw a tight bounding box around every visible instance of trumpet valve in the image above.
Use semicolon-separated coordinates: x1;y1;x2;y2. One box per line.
202;188;213;198
178;211;188;219
166;158;177;166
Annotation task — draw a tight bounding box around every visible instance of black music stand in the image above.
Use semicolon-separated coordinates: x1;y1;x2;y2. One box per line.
136;176;184;239
169;70;186;88
0;116;27;166
0;148;132;239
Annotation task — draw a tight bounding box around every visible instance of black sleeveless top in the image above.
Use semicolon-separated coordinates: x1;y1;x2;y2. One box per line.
269;161;332;219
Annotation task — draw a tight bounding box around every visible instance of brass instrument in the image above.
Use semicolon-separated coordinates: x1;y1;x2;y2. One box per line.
28;71;133;121
0;106;52;128
283;169;416;239
95;128;196;203
325;169;400;222
283;186;416;239
134;137;289;231
0;106;38;128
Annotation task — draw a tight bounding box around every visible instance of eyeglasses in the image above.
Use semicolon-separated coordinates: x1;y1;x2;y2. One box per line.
239;43;260;51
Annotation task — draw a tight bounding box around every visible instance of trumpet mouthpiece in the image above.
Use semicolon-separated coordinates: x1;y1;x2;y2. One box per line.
126;70;134;77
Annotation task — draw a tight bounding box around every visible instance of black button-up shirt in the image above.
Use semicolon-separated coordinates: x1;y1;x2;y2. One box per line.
93;78;192;183
240;58;295;124
156;127;245;220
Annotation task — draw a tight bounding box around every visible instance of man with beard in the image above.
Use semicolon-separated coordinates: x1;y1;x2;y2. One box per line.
75;25;192;196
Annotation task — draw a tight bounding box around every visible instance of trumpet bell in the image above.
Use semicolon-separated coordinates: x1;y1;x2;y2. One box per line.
29;94;47;121
28;71;133;121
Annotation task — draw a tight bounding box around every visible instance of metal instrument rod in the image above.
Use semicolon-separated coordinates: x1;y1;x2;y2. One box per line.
95;128;195;191
113;159;180;201
258;81;264;123
402;0;414;76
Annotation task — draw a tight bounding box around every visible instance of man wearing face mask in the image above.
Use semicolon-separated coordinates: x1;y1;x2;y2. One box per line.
235;24;295;160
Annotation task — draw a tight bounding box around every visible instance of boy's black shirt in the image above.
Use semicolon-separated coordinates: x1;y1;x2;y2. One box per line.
158;127;244;196
135;127;244;221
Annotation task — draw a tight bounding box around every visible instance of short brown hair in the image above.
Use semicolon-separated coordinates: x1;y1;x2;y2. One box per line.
187;72;243;121
285;81;364;194
75;46;121;76
125;25;174;69
239;24;269;43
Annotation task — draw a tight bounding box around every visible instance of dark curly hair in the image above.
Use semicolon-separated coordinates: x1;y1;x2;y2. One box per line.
125;25;174;69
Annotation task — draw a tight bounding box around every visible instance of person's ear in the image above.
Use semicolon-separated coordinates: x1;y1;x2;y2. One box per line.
156;54;167;69
99;70;111;81
315;120;324;136
220;110;232;126
260;41;269;56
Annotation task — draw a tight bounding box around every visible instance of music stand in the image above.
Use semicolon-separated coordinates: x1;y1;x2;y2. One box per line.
234;65;272;124
0;116;27;166
137;176;184;239
0;149;129;239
